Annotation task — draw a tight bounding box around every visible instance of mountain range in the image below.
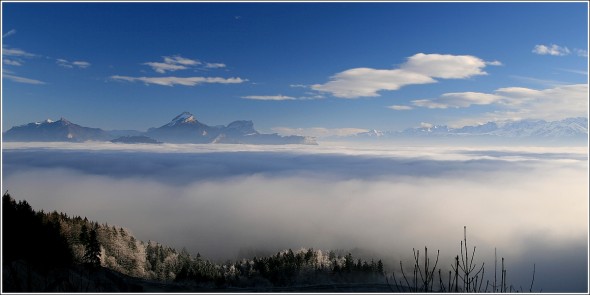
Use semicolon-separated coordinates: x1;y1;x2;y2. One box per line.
3;114;587;145
3;112;318;145
350;117;588;143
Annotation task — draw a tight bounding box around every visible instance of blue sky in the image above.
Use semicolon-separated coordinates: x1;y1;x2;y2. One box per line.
2;2;588;136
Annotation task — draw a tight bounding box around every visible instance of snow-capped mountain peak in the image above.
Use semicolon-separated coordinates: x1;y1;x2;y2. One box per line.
166;112;197;127
33;118;63;125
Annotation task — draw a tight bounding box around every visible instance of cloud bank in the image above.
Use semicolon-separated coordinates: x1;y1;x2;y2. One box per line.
403;83;588;124
311;53;498;98
2;144;587;292
272;127;369;138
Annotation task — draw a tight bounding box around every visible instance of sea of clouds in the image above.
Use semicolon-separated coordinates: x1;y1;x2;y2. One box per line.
2;142;588;292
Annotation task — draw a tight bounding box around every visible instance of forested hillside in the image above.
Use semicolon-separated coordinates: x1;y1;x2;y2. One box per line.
2;193;386;291
2;192;538;292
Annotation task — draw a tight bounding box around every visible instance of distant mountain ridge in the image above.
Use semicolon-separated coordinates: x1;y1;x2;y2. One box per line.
3;118;110;142
351;117;588;140
4;115;587;145
3;112;318;145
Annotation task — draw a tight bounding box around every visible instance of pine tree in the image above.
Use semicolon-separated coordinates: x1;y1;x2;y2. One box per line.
79;223;89;245
377;259;384;275
83;227;101;268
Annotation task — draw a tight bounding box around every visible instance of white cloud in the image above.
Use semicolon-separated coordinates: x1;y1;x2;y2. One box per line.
57;59;91;69
299;93;325;100
411;99;449;109
312;68;435;98
401;53;488;79
2;46;36;57
2;29;16;38
486;60;503;66
241;95;296;101
387;105;413;111
532;44;571;56
312;53;494;98
419;84;588;124
272;127;369;137
72;61;91;68
509;75;569;87
420;122;433;129
3;144;587;292
412;92;504;109
143;56;229;72
559;68;588;76
290;84;308;88
111;75;246;87
575;49;588;57
163;55;200;66
144;62;187;73
144;55;202;73
205;62;226;69
3;59;22;66
3;73;46;85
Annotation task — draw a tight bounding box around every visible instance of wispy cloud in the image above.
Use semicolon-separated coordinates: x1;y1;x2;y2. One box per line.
312;53;498;98
143;55;229;73
3;59;22;66
559;68;588;75
144;55;200;73
272;127;369;137
387;105;413;111
111;75;246;86
144;62;187;73
73;61;91;68
486;60;503;66
205;62;226;69
509;75;569;87
2;46;37;57
241;95;296;101
1;45;44;82
3;73;46;85
414;84;588;123
290;84;308;88
412;92;503;109
163;55;200;66
57;59;91;69
574;49;588;57
2;29;16;38
532;44;571;56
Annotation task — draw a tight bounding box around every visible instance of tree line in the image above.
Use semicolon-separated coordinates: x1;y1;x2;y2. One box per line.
3;192;536;292
2;193;385;291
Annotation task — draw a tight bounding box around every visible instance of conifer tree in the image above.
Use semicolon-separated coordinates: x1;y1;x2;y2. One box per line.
83;227;101;268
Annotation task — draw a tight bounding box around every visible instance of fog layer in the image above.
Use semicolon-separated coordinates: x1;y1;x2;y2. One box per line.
2;143;587;291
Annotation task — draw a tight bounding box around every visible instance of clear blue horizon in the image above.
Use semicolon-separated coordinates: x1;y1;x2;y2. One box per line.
2;2;588;136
